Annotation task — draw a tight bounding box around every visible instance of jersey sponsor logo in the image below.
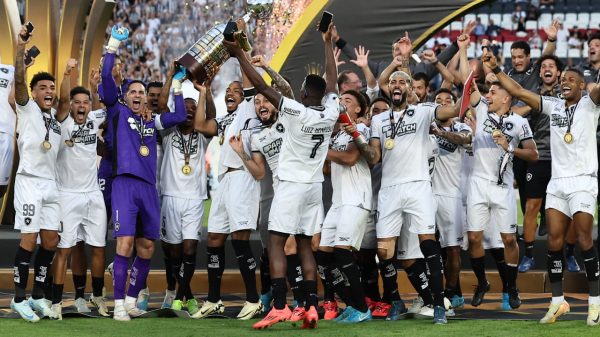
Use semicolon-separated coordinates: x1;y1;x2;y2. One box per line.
70;128;97;145
47;118;61;135
300;125;333;134
435;136;458;153
283;106;301;116
261;137;282;158
482;119;514;143
172;131;200;155
550;113;569;128
127;117;155;137
0;78;8;88
381;121;417;138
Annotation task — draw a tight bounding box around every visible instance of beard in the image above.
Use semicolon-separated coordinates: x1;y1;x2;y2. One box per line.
391;91;407;108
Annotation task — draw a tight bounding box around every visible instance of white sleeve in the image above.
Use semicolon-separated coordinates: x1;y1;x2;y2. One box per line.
416;102;439;124
366;85;379;104
250;133;260;153
473;97;489;120
539;96;562;116
370;117;381;139
16;98;35;115
518;118;533;142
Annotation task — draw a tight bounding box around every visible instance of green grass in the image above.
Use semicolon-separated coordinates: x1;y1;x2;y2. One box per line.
0;318;598;337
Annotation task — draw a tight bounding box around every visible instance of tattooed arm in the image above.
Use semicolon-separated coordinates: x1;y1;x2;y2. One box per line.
14;25;32;106
252;55;294;100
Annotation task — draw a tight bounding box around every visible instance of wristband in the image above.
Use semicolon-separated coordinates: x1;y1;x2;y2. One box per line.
507;144;514;154
548;38;556;42
172;79;182;94
491;66;501;74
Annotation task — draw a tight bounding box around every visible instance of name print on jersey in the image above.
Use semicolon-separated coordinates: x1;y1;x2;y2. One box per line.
300;125;333;134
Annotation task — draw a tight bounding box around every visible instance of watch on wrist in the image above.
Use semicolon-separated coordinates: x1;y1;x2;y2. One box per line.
507;144;514;154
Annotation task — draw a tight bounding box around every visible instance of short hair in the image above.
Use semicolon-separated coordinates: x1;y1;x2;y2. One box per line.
412;72;430;87
434;87;456;103
126;80;146;92
488;81;512;97
359;91;371;107
337;70;357;89
370;97;390;108
389;70;412;86
342;89;368;117
562;67;585;81
304;74;326;97
147;81;163;91
69;86;91;100
29;72;55;91
510;41;531;56
588;32;600;46
538;54;564;71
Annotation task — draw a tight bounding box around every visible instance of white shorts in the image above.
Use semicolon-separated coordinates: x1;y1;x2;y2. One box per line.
360;211;377;250
461;205;504;250
377;181;436;238
320;204;369;250
435;194;465;248
208;170;259;234
269;181;322;236
397;214;424;260
14;175;61;233
161;195;204;244
58;190;107;248
466;177;517;234
311;203;325;235
0;132;15;185
546;175;598;218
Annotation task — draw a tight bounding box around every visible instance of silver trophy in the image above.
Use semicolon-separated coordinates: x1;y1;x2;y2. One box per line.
177;0;274;83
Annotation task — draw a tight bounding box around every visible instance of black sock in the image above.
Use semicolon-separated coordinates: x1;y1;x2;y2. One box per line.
164;255;176;292
321;250;353;306
286;254;304;304
471;256;487;287
231;240;259;303
73;274;86;299
359;249;381;301
524;241;534;258
92;277;104;297
271;277;287;309
33;247;55;300
52;284;63;304
177;253;196;301
490;248;508;293
405;260;433;306
378;258;400;302
582;248;600;297
14;247;33;302
206;246;225;303
170;256;182;294
547;250;564;297
315;251;335;301
44;274;54;300
335;248;368;312
259;249;271;295
303;280;318;308
420;240;445;307
505;264;518;291
565;243;575;257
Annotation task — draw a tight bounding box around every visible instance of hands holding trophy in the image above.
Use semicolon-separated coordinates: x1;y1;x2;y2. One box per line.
176;0;273;84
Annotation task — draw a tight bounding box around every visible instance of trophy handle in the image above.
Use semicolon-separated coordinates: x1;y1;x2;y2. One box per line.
234;31;252;52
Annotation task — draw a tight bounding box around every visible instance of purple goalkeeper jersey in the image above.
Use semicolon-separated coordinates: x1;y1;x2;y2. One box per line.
101;53;186;185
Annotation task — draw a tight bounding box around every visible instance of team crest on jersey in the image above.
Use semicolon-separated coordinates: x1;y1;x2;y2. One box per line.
406;109;415;117
482;119;514;143
127;117;155;137
275;123;284;133
382;121;417;138
261;137;282;158
0;67;7;73
172;131;200;155
0;78;8;88
24;217;31;225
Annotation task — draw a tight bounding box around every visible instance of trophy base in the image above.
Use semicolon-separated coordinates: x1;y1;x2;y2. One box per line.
177;54;209;84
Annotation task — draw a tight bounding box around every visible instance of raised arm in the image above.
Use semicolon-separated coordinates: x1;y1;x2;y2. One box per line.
481;50;541;111
378;56;409;98
251;55;294;100
156;76;186;130
421;50;454;89
332;26;379;77
323;24;339;95
457;33;481;106
192;81;218;136
14;25;34;106
89;68;101;111
101;26;129;107
158;62;175;113
430;123;471;145
541;20;559;57
350;46;377;90
57;58;78;122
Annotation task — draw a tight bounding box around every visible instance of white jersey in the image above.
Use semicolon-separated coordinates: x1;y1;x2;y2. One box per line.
276;94;339;183
370;102;439;188
215;97;260;181
427;134;439;177
370;164;382;211
250;121;284;179
471;98;533;186
0;64;15;135
540;95;600;179
160;128;209;200
330;123;372;210
16;100;61;180
432;121;472;198
56;110;106;192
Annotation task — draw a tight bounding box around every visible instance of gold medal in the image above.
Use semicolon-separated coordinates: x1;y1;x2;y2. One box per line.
139;144;150;157
492;129;501;138
384;138;394;150
564;132;573;144
182;165;192;175
219;134;224;145
42;140;52;150
466;111;473;119
64;139;74;147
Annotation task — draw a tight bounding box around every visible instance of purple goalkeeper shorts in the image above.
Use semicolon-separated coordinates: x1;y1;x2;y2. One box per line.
111;175;160;239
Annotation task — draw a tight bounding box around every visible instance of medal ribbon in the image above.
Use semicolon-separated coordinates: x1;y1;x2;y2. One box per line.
178;129;192;165
487;112;505;134
43;114;53;143
69;124;85;144
564;102;578;136
388;108;407;140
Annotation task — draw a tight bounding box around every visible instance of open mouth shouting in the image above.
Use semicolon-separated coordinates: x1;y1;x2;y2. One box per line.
543;71;553;81
43;95;54;106
131;98;142;111
561;85;572;96
226;96;237;110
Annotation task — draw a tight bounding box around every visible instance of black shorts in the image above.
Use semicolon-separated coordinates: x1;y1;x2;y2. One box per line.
525;160;551;199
